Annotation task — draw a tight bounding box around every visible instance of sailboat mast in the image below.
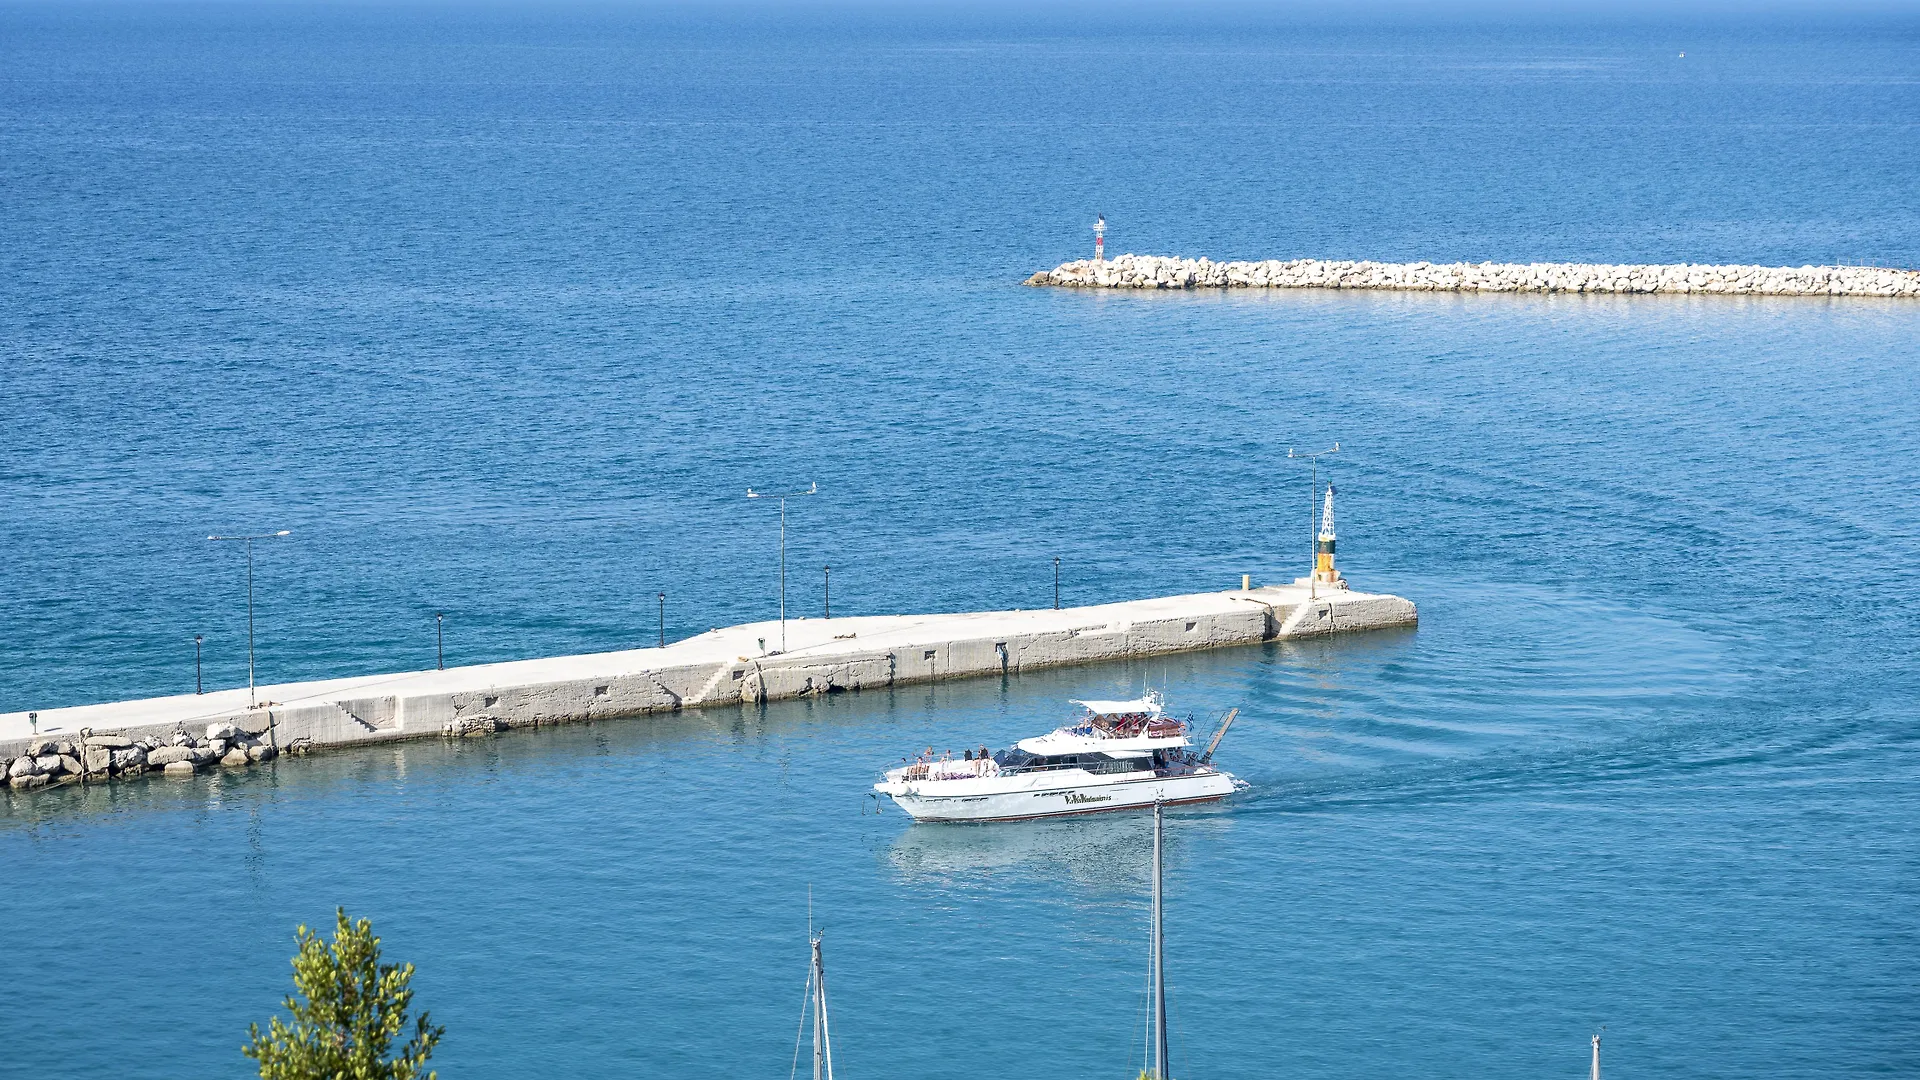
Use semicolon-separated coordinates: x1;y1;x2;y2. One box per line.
1153;798;1170;1080
812;936;824;1080
812;934;835;1080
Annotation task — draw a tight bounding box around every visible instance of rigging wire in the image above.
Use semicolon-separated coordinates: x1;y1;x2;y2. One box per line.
1139;932;1154;1077
1141;867;1156;1077
788;966;814;1080
1166;971;1189;1080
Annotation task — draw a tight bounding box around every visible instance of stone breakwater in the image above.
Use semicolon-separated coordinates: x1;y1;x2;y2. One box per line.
3;722;281;791
2;581;1416;796
1024;255;1920;297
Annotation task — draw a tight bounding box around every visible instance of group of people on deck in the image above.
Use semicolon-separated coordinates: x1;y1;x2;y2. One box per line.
898;745;1000;781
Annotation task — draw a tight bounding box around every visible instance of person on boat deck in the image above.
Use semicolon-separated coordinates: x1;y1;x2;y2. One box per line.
963;749;973;761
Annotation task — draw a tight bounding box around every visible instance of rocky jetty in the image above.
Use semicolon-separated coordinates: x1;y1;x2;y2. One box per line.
3;722;280;790
1025;255;1920;297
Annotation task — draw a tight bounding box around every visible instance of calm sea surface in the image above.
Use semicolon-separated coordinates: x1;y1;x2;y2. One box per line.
2;4;1917;1078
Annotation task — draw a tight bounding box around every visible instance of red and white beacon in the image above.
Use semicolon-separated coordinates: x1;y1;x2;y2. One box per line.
1094;215;1105;262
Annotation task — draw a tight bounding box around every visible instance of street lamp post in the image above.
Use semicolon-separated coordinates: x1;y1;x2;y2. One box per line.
207;530;291;708
1053;556;1061;610
745;483;816;653
1287;444;1339;598
436;613;444;671
195;634;203;694
658;591;666;648
823;566;831;620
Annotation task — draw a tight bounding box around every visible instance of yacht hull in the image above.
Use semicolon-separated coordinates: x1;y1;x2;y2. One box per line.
876;768;1237;823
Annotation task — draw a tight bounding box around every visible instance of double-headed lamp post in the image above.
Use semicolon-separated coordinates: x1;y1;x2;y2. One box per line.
746;482;816;653
207;530;291;707
1286;443;1338;599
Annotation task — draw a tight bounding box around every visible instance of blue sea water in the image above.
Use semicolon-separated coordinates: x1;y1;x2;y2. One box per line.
2;3;1918;1078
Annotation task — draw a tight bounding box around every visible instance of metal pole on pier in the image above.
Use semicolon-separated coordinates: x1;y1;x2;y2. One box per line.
823;566;831;620
208;530;291;707
747;483;816;653
195;635;203;694
1053;556;1061;609
658;591;666;647
436;612;444;670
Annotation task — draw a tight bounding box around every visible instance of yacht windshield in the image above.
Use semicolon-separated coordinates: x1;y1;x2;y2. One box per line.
991;750;1157;775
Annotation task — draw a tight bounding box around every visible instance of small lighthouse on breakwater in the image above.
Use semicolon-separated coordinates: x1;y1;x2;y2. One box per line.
1094;215;1105;262
1312;483;1346;590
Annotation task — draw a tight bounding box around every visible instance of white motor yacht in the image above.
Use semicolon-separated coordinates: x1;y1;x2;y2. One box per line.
873;693;1243;823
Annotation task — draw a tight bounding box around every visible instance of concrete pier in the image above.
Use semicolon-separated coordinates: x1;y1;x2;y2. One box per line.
1026;255;1920;297
0;581;1413;777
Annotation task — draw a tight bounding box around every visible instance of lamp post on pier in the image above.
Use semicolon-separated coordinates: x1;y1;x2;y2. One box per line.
746;482;816;653
1053;556;1061;609
658;591;666;648
436;612;445;671
823;566;831;620
207;530;291;708
1286;444;1338;598
194;634;204;694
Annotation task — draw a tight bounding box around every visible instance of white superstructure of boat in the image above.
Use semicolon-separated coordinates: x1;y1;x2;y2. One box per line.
872;693;1242;823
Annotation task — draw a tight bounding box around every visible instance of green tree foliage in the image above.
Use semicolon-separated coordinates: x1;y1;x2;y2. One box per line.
244;909;444;1080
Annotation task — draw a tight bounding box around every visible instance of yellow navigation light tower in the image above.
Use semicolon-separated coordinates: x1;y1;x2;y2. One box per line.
1313;482;1346;589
